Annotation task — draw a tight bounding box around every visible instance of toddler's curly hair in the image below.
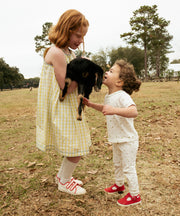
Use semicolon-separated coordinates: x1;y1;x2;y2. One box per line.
115;59;141;95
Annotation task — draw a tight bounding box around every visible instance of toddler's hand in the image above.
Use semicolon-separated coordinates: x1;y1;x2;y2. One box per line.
83;97;90;106
102;105;115;115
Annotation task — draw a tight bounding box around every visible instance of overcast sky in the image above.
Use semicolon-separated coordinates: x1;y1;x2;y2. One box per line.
0;0;179;78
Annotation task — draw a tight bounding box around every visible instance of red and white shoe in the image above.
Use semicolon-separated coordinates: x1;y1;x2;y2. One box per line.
117;193;141;206
55;175;83;186
104;184;125;194
57;177;86;195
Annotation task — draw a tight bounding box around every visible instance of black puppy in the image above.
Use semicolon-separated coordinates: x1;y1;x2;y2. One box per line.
59;57;104;120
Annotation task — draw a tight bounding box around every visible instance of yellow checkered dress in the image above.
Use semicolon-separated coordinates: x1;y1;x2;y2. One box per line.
36;53;91;156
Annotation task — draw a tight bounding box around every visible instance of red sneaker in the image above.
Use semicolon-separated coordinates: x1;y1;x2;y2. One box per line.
117;193;141;206
104;184;125;194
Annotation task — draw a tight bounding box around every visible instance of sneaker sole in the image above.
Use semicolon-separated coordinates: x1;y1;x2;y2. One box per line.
58;185;86;195
117;200;141;207
105;190;124;194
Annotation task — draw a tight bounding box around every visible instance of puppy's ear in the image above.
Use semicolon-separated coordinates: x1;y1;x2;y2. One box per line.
98;69;103;87
94;73;98;92
94;72;102;91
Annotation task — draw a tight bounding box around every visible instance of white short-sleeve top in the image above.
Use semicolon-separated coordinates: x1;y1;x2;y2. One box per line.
104;90;138;143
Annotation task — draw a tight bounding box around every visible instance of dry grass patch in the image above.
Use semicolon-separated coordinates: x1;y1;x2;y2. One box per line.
0;82;180;216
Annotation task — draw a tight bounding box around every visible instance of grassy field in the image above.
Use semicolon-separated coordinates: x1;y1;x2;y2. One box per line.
0;82;180;216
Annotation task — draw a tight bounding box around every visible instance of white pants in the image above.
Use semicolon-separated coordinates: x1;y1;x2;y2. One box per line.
113;140;139;196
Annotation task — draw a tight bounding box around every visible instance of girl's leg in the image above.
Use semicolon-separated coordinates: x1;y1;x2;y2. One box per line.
57;156;86;195
120;140;139;196
57;156;81;184
113;143;124;187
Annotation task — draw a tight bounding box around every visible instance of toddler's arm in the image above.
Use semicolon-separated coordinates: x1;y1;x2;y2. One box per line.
83;98;103;112
102;104;138;118
83;98;138;118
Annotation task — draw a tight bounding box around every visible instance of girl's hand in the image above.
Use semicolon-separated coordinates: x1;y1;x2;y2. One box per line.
102;105;115;115
81;56;90;60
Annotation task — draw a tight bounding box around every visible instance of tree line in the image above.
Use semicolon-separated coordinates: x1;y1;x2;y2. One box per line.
0;58;39;91
35;5;178;81
1;5;179;91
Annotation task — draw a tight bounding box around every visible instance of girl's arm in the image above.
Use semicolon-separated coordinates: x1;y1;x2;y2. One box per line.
102;104;138;118
83;98;104;112
45;47;77;92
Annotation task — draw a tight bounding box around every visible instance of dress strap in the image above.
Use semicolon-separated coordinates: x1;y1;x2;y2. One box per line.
63;51;75;63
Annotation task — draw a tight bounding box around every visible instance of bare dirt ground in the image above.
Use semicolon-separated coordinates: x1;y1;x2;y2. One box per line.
0;82;180;215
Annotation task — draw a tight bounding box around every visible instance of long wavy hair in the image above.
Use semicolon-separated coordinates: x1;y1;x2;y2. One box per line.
44;9;89;57
115;59;141;95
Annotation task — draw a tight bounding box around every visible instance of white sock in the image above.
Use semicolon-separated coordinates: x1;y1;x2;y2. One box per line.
57;157;78;184
116;182;124;187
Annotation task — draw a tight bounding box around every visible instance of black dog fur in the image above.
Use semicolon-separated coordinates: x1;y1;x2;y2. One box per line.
59;57;104;120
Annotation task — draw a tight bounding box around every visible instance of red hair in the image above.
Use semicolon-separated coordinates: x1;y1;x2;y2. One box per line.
50;9;88;46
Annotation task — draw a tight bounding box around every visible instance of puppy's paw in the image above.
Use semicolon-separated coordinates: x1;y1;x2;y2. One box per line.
59;92;64;102
77;114;82;121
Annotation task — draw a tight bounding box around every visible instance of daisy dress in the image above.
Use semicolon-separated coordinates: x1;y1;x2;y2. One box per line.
36;52;91;157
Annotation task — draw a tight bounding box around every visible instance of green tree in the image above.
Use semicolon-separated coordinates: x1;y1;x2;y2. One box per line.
0;58;6;90
75;50;92;58
0;58;24;90
164;69;174;81
34;22;52;56
177;71;180;81
148;17;173;77
24;77;40;88
91;49;109;71
170;59;180;64
0;71;4;91
13;72;25;88
108;46;144;77
120;5;171;80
